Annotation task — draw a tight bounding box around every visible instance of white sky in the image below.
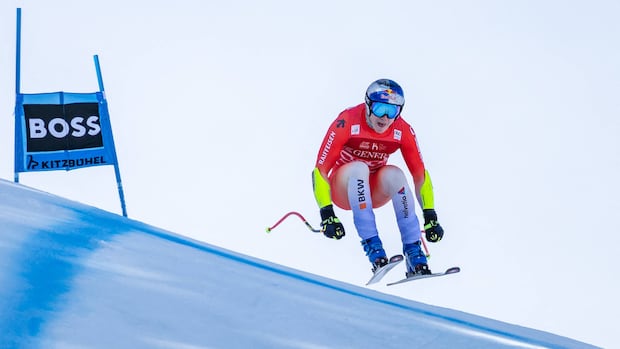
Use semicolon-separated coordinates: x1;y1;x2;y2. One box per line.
1;1;619;348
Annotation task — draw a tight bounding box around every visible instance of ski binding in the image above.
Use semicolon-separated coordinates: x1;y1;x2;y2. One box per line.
366;255;404;285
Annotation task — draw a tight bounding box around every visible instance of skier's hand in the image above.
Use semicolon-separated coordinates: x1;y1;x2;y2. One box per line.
320;205;345;240
423;209;444;243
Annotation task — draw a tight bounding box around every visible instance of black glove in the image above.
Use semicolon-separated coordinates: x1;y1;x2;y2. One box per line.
320;205;345;240
423;209;444;243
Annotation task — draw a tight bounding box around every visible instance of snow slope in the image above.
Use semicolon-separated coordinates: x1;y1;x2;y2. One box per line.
0;179;598;349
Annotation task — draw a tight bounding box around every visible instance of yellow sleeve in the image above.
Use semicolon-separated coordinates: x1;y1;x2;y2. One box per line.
420;169;435;210
312;167;332;208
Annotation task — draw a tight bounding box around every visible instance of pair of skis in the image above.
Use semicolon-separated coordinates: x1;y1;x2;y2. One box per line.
366;254;460;286
265;212;459;286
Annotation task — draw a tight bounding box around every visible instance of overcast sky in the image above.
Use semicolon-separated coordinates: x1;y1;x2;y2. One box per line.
1;1;619;348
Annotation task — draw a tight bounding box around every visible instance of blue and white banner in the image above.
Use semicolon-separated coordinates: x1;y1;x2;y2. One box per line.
14;91;119;173
13;9;127;216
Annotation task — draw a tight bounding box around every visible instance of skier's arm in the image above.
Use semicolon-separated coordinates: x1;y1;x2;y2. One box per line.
312;114;350;240
312;167;345;239
312;114;348;209
312;167;332;208
401;127;435;209
419;169;435;210
401;126;444;242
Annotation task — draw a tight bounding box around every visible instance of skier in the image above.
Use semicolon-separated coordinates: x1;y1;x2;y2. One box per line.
312;78;444;277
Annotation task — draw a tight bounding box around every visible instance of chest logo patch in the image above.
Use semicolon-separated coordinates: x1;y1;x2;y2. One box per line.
394;129;402;141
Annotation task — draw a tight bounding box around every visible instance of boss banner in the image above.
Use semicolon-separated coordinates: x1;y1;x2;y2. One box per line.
14;92;118;173
14;9;127;217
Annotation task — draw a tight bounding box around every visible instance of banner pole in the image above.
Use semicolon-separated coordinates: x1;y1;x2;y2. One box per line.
15;8;21;95
94;55;128;217
94;54;105;91
14;8;22;183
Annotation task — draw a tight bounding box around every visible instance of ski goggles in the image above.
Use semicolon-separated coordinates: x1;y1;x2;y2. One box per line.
369;102;401;119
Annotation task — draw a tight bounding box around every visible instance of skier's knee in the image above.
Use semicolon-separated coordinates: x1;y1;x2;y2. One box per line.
342;161;371;177
381;165;408;190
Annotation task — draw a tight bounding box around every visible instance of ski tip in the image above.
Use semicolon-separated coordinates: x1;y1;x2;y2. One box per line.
389;254;404;263
445;266;460;274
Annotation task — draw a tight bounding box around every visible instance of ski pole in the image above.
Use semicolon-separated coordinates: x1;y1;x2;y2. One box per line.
267;212;431;256
266;211;321;233
420;232;431;258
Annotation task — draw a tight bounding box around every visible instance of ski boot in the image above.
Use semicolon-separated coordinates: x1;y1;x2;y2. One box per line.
403;240;431;277
361;236;388;272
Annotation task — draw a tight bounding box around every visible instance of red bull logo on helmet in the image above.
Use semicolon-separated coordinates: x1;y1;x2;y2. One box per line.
380;88;401;103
